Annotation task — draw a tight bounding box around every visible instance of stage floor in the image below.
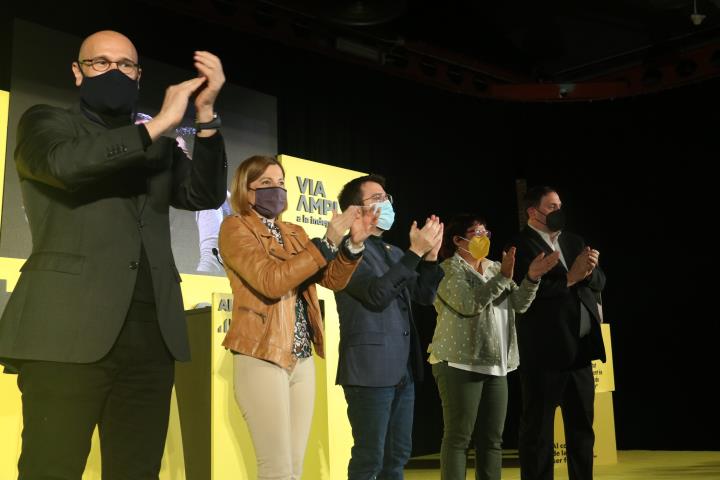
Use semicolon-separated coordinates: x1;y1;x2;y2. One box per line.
405;450;720;480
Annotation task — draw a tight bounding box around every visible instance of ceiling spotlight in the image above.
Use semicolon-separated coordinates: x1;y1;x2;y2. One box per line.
691;0;706;26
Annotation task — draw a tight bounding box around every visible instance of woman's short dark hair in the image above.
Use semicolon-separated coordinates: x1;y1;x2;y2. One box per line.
440;214;487;260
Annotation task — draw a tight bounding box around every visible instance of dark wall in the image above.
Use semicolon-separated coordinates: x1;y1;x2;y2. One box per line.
6;1;717;452
274;44;717;452
0;13;11;91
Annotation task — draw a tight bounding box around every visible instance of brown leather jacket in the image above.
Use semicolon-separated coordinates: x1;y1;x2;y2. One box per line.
219;213;361;368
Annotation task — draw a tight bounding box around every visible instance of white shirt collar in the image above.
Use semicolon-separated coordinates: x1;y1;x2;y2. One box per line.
528;222;561;249
527;223;567;268
454;253;493;280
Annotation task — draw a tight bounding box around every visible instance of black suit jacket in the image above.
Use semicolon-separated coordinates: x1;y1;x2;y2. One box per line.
0;103;227;366
334;235;444;387
508;227;606;370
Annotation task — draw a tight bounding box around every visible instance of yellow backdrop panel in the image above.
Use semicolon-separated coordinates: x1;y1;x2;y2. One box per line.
1;150;366;479
279;154;366;479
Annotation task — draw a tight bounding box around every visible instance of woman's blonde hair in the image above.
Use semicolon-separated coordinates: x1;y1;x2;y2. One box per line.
229;155;285;215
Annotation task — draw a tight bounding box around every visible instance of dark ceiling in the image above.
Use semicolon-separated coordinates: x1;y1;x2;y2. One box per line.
10;0;720;100
264;0;720;76
150;0;720;100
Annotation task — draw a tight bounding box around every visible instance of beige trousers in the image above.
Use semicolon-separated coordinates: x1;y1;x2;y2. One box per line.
233;354;316;480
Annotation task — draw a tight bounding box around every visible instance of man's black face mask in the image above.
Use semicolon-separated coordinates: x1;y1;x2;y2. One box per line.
539;208;566;233
79;69;139;116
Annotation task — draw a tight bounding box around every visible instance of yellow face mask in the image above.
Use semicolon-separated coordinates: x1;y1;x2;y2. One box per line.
461;235;490;260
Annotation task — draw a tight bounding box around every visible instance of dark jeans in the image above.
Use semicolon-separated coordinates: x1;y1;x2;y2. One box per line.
518;365;595;480
343;369;415;480
16;301;175;480
432;362;508;480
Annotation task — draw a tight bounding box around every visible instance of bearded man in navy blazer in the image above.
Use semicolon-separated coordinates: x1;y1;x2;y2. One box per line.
334;174;445;480
508;186;606;480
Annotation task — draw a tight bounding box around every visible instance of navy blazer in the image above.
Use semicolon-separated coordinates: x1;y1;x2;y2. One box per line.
335;235;444;387
508;227;606;370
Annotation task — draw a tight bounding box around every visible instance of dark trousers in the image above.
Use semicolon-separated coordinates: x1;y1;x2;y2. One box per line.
432;362;508;480
343;368;415;480
518;365;595;480
16;301;175;480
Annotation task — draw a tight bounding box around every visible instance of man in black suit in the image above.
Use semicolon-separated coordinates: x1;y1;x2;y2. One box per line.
0;30;227;479
335;175;444;480
509;186;606;480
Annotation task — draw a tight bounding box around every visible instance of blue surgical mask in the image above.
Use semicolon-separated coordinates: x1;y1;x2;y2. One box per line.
374;200;395;231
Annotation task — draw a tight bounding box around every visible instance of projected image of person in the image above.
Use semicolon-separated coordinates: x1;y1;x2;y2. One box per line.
137;114;232;275
174;124;233;274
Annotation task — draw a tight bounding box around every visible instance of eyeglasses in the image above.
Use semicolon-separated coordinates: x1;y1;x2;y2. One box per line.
79;57;140;76
362;193;393;205
466;228;491;239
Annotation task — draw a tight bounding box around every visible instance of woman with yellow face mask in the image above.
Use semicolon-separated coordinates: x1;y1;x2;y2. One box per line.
427;214;559;480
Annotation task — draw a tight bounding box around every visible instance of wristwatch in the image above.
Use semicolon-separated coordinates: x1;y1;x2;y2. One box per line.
195;112;221;131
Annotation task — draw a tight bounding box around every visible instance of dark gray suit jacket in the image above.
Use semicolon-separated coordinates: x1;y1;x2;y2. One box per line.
334;235;444;387
509;227;606;370
0;103;227;366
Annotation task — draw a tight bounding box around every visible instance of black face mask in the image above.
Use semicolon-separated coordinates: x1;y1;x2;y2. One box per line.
540;209;566;232
79;69;139;116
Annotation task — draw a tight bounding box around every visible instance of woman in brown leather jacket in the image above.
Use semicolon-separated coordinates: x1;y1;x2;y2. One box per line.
219;155;376;480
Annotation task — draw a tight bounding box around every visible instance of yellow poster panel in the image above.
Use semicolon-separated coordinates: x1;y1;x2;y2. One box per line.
553;391;618;467
554;324;617;467
279;154;366;480
0;90;20;480
209;292;257;479
593;324;615;393
0;89;7;225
